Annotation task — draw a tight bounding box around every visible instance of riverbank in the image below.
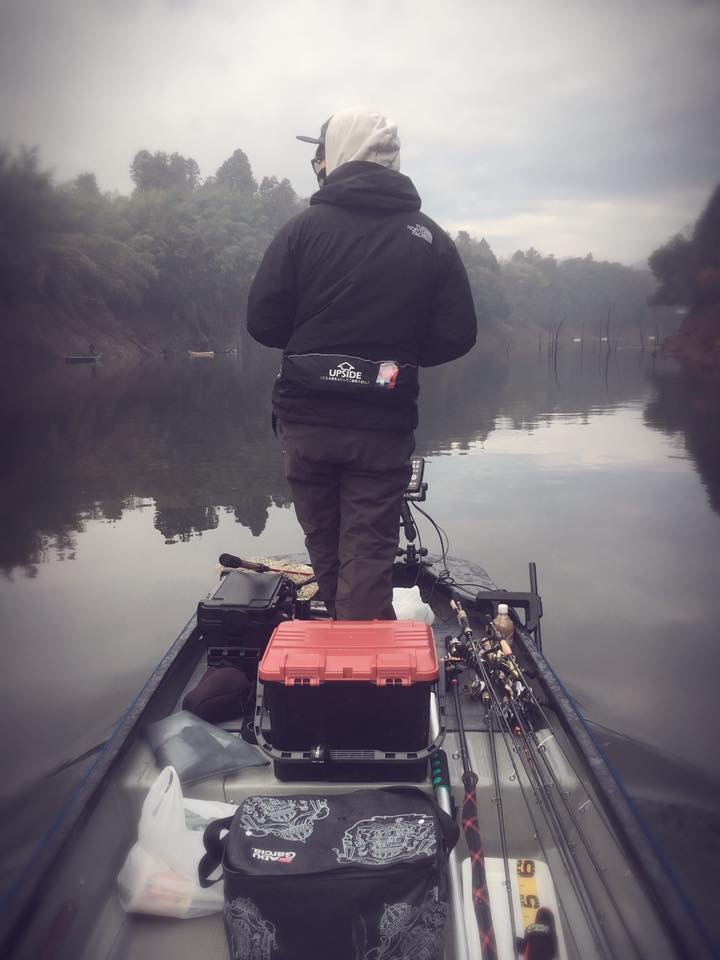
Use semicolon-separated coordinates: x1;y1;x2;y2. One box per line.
663;304;720;380
0;300;241;368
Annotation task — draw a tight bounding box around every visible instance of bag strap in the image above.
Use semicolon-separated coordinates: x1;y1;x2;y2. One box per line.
198;814;233;888
435;804;460;852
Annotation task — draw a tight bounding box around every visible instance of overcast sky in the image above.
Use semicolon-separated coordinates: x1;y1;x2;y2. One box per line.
1;0;718;264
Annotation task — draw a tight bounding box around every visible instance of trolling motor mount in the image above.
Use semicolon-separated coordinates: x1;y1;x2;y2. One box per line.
397;457;431;565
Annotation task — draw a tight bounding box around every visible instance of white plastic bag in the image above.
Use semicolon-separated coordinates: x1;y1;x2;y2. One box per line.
392;585;435;624
117;766;235;918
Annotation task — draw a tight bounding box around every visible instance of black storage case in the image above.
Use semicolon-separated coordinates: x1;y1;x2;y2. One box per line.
254;679;446;783
260;681;434;782
197;570;295;649
199;787;458;960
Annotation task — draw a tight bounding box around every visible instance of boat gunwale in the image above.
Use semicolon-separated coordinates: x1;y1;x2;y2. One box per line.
0;616;203;955
523;640;715;959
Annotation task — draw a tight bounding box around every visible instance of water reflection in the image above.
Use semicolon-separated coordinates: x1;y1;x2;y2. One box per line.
2;347;719;576
645;367;720;515
0;350;289;573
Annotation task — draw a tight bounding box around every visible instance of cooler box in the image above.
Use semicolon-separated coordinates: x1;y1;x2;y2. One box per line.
197;570;296;651
254;620;445;782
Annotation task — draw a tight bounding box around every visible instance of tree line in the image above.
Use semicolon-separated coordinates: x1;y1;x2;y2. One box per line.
0;145;671;355
648;184;720;310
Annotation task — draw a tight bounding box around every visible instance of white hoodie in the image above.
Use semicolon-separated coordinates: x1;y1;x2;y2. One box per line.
324;106;401;177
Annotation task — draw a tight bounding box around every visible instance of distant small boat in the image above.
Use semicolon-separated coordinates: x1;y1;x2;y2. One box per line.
64;355;102;364
188;350;215;359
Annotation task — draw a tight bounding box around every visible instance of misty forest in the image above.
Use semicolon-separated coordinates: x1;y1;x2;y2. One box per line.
2;144;717;364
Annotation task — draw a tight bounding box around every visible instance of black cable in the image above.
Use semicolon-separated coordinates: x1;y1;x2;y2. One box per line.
415;510;424;559
410;501;450;573
406;501;495;600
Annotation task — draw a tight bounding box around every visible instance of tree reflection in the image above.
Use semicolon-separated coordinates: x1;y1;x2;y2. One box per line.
0;349;289;574
0;346;699;575
645;369;720;515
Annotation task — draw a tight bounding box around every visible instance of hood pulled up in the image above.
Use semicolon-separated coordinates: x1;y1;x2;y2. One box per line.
324;106;401;176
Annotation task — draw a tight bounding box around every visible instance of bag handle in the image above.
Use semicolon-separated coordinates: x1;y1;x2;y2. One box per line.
198;814;233;888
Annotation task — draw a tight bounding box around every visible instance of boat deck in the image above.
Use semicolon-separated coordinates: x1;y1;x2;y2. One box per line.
11;632;677;960
4;559;694;959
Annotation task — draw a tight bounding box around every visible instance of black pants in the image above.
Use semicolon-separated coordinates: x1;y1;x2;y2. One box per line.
278;420;415;620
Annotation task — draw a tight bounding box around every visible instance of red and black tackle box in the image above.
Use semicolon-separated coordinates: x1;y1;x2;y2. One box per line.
197;569;296;652
254;619;445;782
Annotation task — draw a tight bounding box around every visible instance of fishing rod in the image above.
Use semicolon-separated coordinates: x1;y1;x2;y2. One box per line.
399;496;615;954
458;608;611;959
454;606;602;960
504;653;646;959
408;491;659;957
430;750;471;960
449;596;628;959
448;598;519;958
446;597;498;956
477;617;643;957
444;655;498;959
217;553;317;588
475;629;607;955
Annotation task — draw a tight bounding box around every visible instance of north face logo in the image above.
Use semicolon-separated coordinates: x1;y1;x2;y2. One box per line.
328;361;363;380
407;224;433;244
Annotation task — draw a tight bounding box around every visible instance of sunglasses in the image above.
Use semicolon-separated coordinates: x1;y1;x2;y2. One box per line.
311;143;325;178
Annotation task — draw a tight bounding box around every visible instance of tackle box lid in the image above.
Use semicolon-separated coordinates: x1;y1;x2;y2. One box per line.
258;620;438;687
199;569;287;611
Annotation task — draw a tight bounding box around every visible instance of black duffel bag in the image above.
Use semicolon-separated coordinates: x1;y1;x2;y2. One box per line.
199;786;459;960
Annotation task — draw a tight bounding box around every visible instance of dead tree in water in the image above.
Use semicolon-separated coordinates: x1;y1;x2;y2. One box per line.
637;308;645;353
552;314;566;380
605;305;613;353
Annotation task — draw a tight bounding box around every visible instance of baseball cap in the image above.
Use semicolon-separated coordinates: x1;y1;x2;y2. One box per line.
295;117;332;146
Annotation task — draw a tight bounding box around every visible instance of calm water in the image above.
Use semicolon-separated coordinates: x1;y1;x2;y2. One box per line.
2;344;720;937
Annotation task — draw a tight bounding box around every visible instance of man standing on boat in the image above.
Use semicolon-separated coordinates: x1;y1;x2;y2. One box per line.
247;106;477;619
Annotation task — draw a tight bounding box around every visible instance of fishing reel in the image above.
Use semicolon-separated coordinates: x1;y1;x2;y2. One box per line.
445;613;538;727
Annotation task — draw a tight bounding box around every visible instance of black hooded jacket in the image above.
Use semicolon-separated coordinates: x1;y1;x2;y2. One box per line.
247;161;477;431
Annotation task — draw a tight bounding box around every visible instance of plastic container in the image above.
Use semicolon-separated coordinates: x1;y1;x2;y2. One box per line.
493;602;514;653
255;620;443;781
197;569;296;648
